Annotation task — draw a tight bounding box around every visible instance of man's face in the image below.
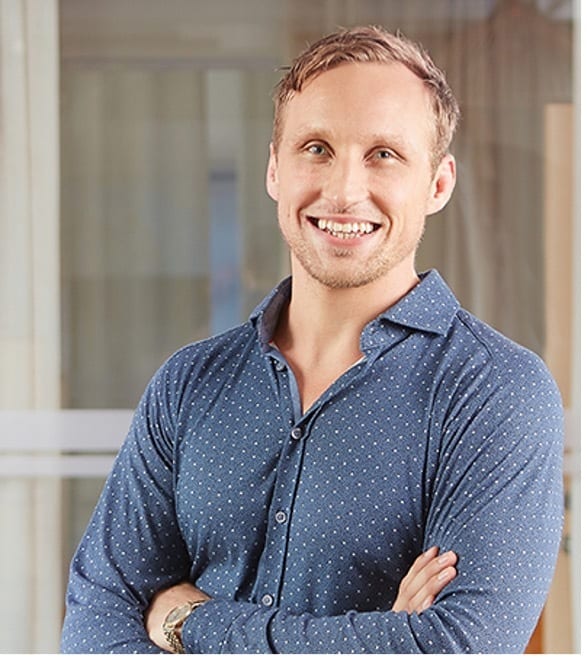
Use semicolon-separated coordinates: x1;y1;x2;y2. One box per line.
266;62;455;290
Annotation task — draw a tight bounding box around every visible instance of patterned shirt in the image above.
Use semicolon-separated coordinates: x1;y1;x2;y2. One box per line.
61;270;563;653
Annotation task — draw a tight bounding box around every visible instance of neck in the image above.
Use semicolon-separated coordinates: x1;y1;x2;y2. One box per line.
272;261;419;413
275;261;419;358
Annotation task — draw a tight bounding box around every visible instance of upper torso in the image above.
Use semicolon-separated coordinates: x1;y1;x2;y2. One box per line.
168;270;561;616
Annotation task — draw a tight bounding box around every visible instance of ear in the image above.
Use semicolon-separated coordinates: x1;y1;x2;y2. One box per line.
265;143;279;202
426;154;456;216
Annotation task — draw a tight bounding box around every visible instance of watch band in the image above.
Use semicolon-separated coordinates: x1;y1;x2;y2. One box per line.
163;598;208;653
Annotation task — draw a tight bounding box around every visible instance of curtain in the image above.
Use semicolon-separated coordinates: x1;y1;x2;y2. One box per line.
0;0;62;652
238;69;291;313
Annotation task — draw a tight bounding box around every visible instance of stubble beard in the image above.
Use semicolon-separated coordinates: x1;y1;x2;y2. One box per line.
285;231;424;290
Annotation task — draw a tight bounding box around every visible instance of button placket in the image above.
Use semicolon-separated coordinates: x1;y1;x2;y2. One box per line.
253;420;307;608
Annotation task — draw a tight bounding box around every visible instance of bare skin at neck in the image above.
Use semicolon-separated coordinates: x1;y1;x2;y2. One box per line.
273;260;420;414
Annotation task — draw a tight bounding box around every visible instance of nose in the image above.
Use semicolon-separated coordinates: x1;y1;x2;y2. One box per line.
322;153;368;210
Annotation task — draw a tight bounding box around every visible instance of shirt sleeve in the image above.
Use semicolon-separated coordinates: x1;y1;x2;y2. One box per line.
61;354;191;654
182;350;564;654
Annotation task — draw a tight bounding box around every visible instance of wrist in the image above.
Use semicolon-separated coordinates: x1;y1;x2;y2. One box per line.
162;598;208;653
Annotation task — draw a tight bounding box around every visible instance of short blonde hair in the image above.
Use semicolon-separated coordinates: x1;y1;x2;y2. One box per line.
273;26;460;169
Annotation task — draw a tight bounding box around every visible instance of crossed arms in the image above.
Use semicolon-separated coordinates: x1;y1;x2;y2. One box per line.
145;547;458;652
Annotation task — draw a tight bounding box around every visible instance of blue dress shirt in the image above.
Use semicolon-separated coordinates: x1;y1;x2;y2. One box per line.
61;270;563;653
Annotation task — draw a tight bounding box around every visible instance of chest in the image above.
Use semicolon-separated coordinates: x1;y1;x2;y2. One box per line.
174;383;437;572
172;329;469;608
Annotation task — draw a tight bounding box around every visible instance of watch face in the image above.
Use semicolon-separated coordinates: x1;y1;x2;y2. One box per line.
165;603;192;626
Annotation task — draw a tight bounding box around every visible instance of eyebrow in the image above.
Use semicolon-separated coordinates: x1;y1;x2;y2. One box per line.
366;132;413;153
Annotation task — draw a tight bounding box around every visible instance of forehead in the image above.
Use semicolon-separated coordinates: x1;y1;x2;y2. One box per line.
279;62;435;148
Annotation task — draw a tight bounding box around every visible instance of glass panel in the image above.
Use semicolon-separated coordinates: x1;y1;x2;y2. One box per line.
60;66;212;408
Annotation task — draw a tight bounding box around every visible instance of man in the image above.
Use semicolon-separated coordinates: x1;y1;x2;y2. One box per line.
61;26;563;653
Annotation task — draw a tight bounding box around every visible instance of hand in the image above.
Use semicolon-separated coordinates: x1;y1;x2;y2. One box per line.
391;546;457;615
145;581;211;652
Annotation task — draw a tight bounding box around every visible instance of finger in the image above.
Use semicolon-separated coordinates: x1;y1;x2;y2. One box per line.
412;564;457;613
393;550;458;614
400;549;456;599
414;551;457;595
392;547;439;613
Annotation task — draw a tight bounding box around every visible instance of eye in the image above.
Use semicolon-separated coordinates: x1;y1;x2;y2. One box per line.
372;148;396;161
306;143;328;157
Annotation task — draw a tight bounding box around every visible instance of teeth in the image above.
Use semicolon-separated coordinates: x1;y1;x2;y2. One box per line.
315;218;376;237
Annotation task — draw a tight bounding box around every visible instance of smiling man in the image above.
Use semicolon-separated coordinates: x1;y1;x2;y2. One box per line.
62;26;563;654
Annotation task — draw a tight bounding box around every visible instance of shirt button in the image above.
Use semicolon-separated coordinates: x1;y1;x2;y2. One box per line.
291;427;302;440
275;361;285;371
261;594;274;607
275;510;288;524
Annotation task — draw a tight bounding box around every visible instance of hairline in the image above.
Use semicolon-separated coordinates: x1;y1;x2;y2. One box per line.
272;61;442;171
271;27;459;170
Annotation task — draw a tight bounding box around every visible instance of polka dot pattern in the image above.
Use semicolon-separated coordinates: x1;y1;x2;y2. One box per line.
61;270;564;654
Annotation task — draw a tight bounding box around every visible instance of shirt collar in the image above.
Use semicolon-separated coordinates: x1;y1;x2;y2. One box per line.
377;269;460;335
250;278;293;352
249;270;460;352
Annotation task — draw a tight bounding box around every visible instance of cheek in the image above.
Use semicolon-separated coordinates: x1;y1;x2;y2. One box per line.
276;197;298;235
371;181;406;215
379;174;432;214
281;170;321;208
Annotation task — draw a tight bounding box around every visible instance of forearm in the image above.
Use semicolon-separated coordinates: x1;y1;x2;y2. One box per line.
169;559;476;654
146;548;457;653
182;599;472;654
61;520;176;654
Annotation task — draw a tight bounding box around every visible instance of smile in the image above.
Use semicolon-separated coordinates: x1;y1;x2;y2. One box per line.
310;217;380;239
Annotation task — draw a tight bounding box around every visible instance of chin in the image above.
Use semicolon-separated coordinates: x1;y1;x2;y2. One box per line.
309;268;387;290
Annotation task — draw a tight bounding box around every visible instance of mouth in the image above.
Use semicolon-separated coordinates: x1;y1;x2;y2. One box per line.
308;216;381;240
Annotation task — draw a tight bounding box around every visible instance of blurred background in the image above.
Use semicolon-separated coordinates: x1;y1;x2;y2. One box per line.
0;0;579;652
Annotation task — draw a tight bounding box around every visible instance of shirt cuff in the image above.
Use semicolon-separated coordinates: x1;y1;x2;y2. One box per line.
182;599;277;653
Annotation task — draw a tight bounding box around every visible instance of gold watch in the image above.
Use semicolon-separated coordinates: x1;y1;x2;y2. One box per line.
162;599;207;653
